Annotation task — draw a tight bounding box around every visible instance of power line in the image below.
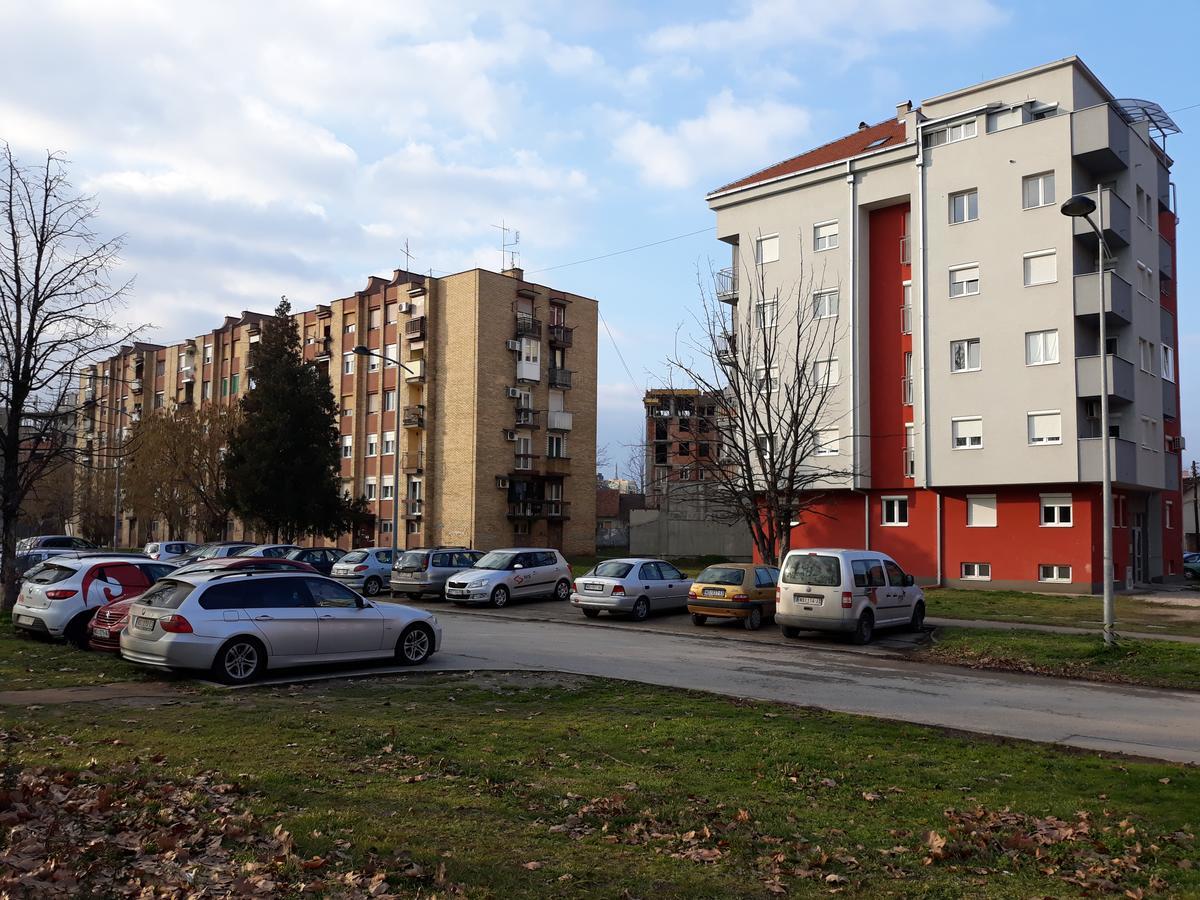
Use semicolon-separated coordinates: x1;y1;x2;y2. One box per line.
597;307;641;397
527;226;713;275
1168;101;1200;114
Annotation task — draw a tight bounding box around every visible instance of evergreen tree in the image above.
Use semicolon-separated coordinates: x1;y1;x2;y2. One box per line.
224;298;351;542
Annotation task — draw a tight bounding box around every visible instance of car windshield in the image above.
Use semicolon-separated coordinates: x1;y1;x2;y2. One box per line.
135;579;195;610
395;551;425;570
341;551;369;564
593;561;633;578
782;554;842;587
26;563;75;585
474;551;517;570
696;566;746;586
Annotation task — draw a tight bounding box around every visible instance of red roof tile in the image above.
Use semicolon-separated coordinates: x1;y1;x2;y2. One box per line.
710;118;908;196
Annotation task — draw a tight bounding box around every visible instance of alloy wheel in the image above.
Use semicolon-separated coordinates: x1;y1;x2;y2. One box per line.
224;643;259;681
402;627;431;662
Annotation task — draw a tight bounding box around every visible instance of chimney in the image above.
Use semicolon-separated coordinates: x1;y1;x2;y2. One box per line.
895;100;912;121
502;267;525;280
858;121;869;130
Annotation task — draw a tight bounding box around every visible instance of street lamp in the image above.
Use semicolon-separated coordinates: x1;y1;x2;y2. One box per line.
352;345;414;558
1061;191;1116;647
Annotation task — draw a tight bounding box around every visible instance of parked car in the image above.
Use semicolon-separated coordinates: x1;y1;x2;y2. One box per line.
187;541;256;561
143;541;199;562
775;549;924;644
570;558;693;621
687;563;780;630
169;555;320;578
1185;554;1200;580
17;535;96;553
14;549;73;579
285;547;346;576
236;544;301;559
120;570;442;683
390;547;484;599
13;555;177;646
329;547;394;597
445;548;572;608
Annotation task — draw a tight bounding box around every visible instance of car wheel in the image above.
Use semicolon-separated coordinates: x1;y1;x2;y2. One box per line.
581;608;600;619
553;579;571;601
363;576;382;597
852;610;875;645
211;637;266;684
630;597;650;622
909;600;926;631
781;625;801;639
396;623;435;665
65;613;94;650
690;613;707;626
490;585;510;609
743;606;763;631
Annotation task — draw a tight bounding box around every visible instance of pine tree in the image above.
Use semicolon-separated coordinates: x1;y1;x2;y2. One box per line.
224;298;351;542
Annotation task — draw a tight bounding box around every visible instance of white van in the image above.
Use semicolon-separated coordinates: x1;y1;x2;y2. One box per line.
775;548;925;644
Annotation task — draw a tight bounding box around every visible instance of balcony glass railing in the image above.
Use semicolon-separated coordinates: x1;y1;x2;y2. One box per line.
900;304;912;335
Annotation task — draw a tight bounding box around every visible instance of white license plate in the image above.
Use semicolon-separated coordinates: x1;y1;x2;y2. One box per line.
93;626;110;639
702;588;725;598
584;582;603;592
794;593;824;606
133;616;155;631
15;615;33;626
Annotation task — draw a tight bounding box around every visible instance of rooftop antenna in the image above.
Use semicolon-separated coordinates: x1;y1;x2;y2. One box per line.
492;220;521;271
400;239;415;275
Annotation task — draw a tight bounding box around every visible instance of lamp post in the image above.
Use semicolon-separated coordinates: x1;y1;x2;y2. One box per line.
1061;190;1116;646
353;345;413;558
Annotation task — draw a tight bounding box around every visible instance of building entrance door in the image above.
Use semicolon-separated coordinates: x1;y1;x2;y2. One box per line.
1131;513;1146;583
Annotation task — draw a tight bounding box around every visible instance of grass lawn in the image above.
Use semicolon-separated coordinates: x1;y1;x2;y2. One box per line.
0;613;163;691
926;587;1200;637
1;671;1196;897
923;627;1200;691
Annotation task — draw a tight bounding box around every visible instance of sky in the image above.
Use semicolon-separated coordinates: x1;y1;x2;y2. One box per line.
1;0;1196;476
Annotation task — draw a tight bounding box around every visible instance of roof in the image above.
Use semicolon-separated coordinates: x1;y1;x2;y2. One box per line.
710;118;908;196
596;487;621;518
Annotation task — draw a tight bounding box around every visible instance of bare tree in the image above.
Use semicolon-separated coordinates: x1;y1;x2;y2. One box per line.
622;439;647;495
665;244;856;565
0;146;140;610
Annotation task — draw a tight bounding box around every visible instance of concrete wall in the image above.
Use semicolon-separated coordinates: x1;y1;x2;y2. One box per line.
629;499;753;561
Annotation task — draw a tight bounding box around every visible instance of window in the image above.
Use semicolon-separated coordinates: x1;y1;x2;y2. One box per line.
521;337;539;364
755;433;774;456
384;343;398;366
1040;494;1072;527
923;118;977;147
986;107;1021;132
202;381;212;400
1139;339;1157;374
951;417;983;449
1141;416;1159;450
384;390;397;411
343;320;356;334
1022;172;1055;209
341;435;353;458
1158;344;1175;383
1027;410;1062;445
755;234;779;264
1136;261;1153;297
813;289;839;319
547;434;567;458
366;433;378;457
901;281;912;334
369;308;382;330
1025;330;1059;366
385;303;398;324
230;373;240;394
203;344;213;364
342;353;355;375
154;391;164;409
367;393;380;414
950;339;981;373
902;351;913;405
755;296;778;328
382;476;395;500
220;377;228;397
678;441;691;456
882;496;909;526
966;494;996;527
365;477;377;500
961;562;991;580
308;578;361;609
756;366;779;393
1023;250;1057;286
949;189;978;224
949;265;979;297
812;358;840;386
850;559;886;588
815;428;839;456
1038;564;1071;583
383;431;395;455
813;221;839;251
1166;499;1174;530
368;353;380;372
341;397;353;417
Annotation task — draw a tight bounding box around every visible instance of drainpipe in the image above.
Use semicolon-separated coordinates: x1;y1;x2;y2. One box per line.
935;490;943;587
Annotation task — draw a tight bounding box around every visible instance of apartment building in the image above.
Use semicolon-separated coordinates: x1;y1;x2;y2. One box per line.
643;389;721;508
707;56;1182;592
77;267;598;555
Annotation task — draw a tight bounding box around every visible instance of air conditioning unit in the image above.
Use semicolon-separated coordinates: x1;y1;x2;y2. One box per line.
1170;435;1186;452
503;429;517;442
506;387;522;399
505;339;521;352
398;302;413;314
495;476;509;489
1083;400;1100;419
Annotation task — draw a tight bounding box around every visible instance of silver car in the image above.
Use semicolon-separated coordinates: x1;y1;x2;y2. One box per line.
120;570;441;683
571;558;693;622
444;548;572;608
236;544;300;559
329;547;394;597
390;547;484;599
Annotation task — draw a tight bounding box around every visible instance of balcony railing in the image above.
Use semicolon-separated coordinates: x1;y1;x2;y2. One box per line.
901;376;913;406
547;410;573;431
515;408;540;428
401;450;424;473
899;235;911;265
548;324;574;347
900;304;912;335
515;314;542;339
405;358;426;382
179;365;195;383
402;405;426;428
544;455;572;476
715;333;736;365
405;316;427;341
549;367;573;389
545;500;571;520
514;453;536;471
131;378;143;394
715;267;738;303
507;500;543;519
902;447;915;478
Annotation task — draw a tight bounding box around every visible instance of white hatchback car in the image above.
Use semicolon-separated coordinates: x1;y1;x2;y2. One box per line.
444;548;572;608
775;548;925;644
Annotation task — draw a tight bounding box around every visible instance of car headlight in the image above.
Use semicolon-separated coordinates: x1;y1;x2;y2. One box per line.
468;579;489;589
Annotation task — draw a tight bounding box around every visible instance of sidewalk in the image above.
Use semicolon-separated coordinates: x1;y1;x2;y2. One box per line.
928;616;1200;644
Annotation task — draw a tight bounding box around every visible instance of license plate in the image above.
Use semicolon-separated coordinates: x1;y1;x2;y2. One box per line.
794;593;824;606
702;588;725;597
93;626;110;639
15;615;33;626
133;616;156;632
584;582;603;592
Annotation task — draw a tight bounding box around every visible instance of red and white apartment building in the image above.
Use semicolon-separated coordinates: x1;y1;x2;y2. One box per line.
707;57;1182;592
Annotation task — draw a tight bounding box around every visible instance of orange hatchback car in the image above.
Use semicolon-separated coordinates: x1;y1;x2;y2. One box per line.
687;563;780;631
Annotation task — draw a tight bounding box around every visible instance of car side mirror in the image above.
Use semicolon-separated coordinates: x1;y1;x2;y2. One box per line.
904;574;915;587
513;563;524;570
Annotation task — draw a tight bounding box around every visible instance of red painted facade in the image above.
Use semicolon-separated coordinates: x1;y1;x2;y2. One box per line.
867;204;913;488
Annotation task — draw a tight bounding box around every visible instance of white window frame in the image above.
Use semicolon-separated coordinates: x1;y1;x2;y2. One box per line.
341;435;353;458
521;337;540;364
203;344;213;364
365;477;378;501
951;416;983;450
881;496;909;527
815;428;839;456
756;366;780;394
383;431;396;455
342;353;355;375
755;234;780;265
1166;499;1174;530
1162;345;1176;383
1023;249;1058;287
384;390;397;411
923;118;977;148
1139;338;1157;374
1040;493;1073;527
1022;172;1055;209
368;354;381;373
960;562;991;581
950;338;981;374
1038;564;1071;583
384;343;399;366
813;220;839;252
948;189;978;224
812;357;840;387
949;264;980;298
813;289;839;320
755;296;778;329
966;494;997;528
901;281;912;334
1141;416;1159;451
1027;410;1063;446
547;433;567;459
1025;329;1059;366
366;433;378;457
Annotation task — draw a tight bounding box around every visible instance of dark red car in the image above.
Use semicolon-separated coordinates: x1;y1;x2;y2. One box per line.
87;556;318;652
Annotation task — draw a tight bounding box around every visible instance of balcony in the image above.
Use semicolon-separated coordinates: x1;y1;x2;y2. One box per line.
402;405;425;428
1079;436;1138;485
507;500;543;519
513;453;536;472
515;314;542;339
84;386;95;402
545;500;571;520
179;365;195;384
1159;234;1174;281
314;336;333;361
1073;270;1132;326
1071;104;1130;174
548;324;574;347
715;267;738;304
515;408;540;429
547;410;573;431
405;499;424;518
715;333;736;366
544;455;572;476
1165;452;1181;492
131;378;143;394
899;234;911;266
1075;354;1135;405
405;316;427;341
401;450;424;473
1071;189;1131;249
900;303;912;335
405;358;426;382
902;447;915;478
549;367;573;389
1163;380;1179;420
516;360;540;383
1158;163;1171;211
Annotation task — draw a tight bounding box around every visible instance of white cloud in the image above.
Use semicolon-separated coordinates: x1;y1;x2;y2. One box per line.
611;90;811;189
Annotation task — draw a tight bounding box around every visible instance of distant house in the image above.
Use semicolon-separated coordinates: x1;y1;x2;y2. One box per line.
596;485;644;549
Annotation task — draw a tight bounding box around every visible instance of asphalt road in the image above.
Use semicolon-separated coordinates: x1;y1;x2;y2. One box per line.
378;600;1200;764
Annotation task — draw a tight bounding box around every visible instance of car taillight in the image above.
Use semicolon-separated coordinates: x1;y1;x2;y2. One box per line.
159;615;193;633
732;593;750;601
425;556;431;570
611;585;626;596
571;581;577;592
45;589;77;600
354;565;368;572
841;591;853;609
687;590;697;599
775;586;781;600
